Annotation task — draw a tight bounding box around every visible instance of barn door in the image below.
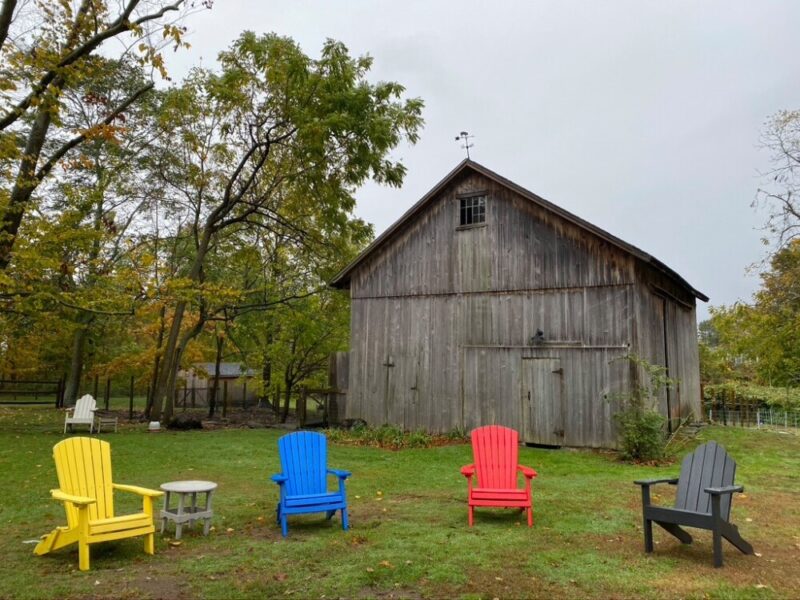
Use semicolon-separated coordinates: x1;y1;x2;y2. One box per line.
383;353;419;429
521;358;564;446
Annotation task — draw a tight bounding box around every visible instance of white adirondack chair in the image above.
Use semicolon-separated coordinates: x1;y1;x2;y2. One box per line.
64;394;97;434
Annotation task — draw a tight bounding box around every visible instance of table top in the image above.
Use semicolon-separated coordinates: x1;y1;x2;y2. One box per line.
160;480;218;493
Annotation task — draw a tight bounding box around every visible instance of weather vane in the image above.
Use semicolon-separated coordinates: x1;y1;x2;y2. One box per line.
455;131;474;159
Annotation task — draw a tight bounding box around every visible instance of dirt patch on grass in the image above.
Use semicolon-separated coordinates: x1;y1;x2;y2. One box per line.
125;572;191;600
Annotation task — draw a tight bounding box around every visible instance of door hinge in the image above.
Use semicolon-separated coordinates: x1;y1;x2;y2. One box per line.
552;367;564;375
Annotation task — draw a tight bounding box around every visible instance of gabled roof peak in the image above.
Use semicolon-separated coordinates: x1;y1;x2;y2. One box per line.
331;160;707;302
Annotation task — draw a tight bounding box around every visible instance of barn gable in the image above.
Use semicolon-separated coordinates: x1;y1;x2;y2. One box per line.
331;160;707;303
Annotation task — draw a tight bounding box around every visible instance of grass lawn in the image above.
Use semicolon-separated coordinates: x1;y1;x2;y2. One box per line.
0;408;798;599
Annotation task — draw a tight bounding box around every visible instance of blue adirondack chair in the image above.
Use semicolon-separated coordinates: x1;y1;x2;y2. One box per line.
270;431;351;537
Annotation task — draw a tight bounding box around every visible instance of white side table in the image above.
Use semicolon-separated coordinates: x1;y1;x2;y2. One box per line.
159;480;217;539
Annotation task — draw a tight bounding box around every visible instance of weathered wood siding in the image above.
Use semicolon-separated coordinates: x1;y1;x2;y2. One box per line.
633;270;701;429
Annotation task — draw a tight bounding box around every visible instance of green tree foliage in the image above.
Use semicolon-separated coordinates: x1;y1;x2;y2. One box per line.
0;0;200;271
702;240;800;387
143;32;422;421
0;27;422;424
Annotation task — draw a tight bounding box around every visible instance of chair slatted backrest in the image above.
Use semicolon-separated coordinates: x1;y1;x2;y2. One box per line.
278;431;328;497
73;394;96;420
674;441;736;519
472;425;519;489
53;437;115;526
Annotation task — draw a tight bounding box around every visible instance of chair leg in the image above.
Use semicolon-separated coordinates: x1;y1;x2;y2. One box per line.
78;541;90;571
326;510;335;520
144;532;155;555
468;506;474;527
643;518;654;553
712;527;723;568
281;516;288;537
341;508;349;531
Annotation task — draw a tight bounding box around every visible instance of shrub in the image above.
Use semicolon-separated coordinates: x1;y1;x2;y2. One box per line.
611;354;675;462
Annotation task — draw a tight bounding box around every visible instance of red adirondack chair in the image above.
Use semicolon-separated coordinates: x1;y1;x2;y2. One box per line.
460;425;538;527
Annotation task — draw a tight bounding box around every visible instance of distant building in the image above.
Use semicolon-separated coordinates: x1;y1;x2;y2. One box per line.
331;160;706;448
179;362;257;406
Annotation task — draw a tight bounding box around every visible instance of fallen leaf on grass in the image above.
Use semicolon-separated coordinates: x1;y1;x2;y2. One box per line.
754;552;763;557
755;584;768;589
379;560;394;569
745;518;753;522
168;540;182;547
366;567;374;573
226;528;234;533
495;577;503;581
274;573;288;581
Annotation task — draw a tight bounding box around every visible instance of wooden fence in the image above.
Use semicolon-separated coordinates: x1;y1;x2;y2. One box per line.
0;378;64;406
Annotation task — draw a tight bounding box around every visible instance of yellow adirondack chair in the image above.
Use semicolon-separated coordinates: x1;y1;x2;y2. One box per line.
34;437;163;571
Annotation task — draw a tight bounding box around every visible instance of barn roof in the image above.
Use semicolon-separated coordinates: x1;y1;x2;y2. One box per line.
330;159;708;302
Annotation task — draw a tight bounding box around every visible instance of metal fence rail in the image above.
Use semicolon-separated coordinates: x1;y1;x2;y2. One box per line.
708;407;800;433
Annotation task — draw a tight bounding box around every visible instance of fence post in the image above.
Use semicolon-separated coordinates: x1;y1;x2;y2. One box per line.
56;376;64;408
298;387;307;428
222;380;228;418
191;385;196;408
242;380;247;410
129;375;134;420
93;375;99;401
104;377;111;410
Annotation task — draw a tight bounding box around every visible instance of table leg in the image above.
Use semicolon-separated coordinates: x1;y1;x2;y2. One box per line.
191;492;198;529
203;490;214;536
175;493;185;540
161;491;170;534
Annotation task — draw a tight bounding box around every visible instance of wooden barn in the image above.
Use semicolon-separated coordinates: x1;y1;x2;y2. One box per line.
330;160;707;448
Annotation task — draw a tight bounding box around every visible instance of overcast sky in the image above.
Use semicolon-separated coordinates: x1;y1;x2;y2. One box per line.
162;1;800;320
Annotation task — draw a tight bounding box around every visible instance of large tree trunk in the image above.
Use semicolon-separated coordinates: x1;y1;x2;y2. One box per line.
145;305;167;419
0;99;54;270
149;228;212;421
149;300;188;422
207;332;224;418
63;319;92;405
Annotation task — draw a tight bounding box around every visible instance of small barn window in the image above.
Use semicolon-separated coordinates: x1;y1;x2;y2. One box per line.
459;194;486;226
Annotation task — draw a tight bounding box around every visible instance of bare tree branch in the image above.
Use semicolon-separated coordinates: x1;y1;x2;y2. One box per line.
0;0;183;131
35;81;154;182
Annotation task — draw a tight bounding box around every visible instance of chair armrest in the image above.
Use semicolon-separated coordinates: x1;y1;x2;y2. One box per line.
517;465;538;479
705;485;744;496
112;483;163;497
327;469;351;479
634;477;679;487
271;474;288;484
460;464;475;478
51;489;96;506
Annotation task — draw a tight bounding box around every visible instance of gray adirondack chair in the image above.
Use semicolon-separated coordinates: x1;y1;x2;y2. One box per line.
634;441;754;567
